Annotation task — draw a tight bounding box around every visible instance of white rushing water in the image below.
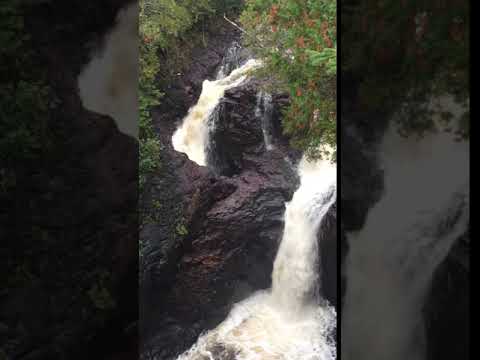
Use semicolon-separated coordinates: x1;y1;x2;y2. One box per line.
216;42;243;80
342;95;469;360
177;154;337;360
255;91;274;151
172;59;262;166
78;3;139;138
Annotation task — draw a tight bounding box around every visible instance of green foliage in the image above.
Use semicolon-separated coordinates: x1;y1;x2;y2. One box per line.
342;0;469;138
138;0;246;190
138;0;216;191
139;38;162;190
140;0;213;48
212;0;245;14
0;1;53;170
87;270;116;310
88;283;116;310
139;0;244;52
307;48;336;74
5;263;36;288
139;136;162;189
176;222;188;236
240;0;337;159
138;1;166;192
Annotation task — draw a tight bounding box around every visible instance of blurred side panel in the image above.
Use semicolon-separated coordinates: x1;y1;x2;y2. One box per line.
340;1;469;360
1;1;139;359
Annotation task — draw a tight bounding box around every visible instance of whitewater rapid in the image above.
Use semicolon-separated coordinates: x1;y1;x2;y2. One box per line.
177;154;337;360
342;95;469;360
172;59;261;165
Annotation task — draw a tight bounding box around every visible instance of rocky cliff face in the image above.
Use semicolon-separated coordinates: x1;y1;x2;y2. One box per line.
141;88;298;360
140;28;338;359
339;112;385;303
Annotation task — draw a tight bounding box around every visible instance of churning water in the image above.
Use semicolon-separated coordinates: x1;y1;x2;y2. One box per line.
171;42;336;359
176;155;337;360
172;59;261;166
342;96;469;360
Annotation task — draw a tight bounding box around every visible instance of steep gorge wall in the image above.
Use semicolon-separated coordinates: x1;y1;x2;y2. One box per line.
140;25;338;359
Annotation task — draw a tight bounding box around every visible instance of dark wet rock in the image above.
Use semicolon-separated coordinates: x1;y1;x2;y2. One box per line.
340;120;384;232
142;21;341;359
209;81;301;176
318;202;338;308
153;25;243;131
339;115;384;304
142;34;304;358
141;134;298;358
208;81;265;175
424;230;470;360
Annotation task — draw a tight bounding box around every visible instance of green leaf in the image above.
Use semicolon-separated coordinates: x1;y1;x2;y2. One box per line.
88;283;116;310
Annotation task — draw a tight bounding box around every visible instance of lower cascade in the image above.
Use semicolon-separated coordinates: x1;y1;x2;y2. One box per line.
176;155;337;360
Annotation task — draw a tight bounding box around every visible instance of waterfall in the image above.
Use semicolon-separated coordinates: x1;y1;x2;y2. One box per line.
176;154;337;360
255;91;274;150
271;156;336;316
216;41;243;79
171;58;261;166
342;96;469;360
78;3;138;138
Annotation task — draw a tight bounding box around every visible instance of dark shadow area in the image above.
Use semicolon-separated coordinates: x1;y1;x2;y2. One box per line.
1;1;138;359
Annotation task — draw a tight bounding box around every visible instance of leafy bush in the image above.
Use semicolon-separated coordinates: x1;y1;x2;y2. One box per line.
138;0;246;190
0;2;52;168
139;137;161;189
342;0;469;138
240;0;337;159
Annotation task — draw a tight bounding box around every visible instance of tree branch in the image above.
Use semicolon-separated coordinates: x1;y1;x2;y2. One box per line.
223;14;265;49
223;14;247;33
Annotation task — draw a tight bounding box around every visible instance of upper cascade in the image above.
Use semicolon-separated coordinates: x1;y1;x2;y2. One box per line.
172;58;261;166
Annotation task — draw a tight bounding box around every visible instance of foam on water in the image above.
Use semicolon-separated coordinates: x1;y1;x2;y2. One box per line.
172;59;261;166
177;153;337;360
